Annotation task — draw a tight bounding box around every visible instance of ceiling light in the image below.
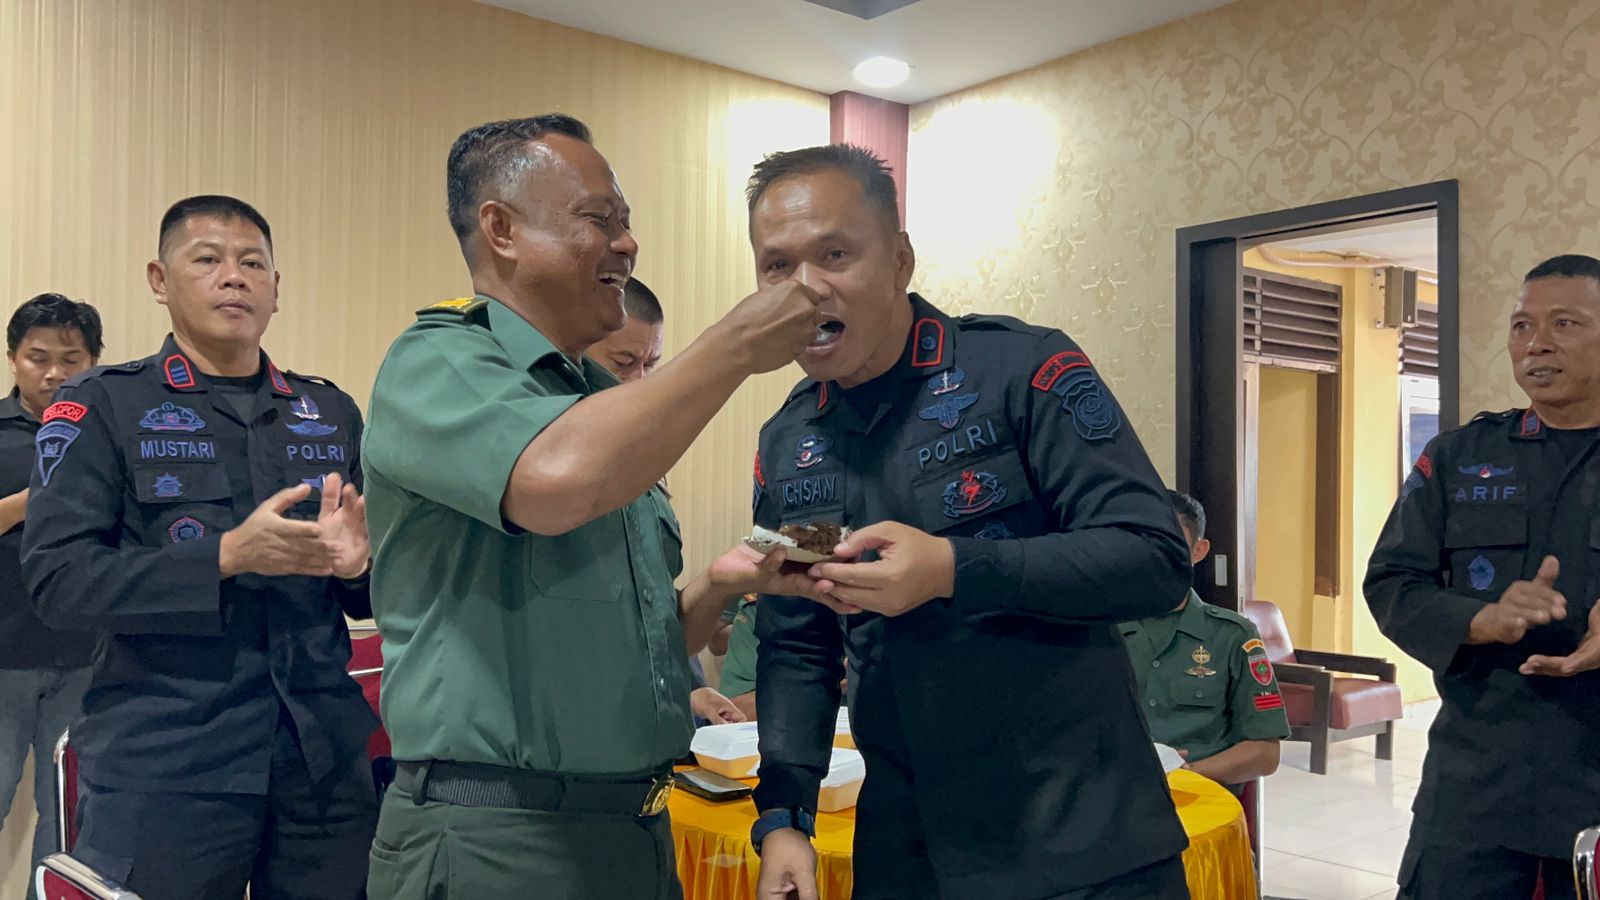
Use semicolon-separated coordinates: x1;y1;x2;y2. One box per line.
853;56;911;89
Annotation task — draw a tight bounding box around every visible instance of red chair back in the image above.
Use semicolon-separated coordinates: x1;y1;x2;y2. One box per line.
35;853;141;899
53;729;79;853
346;627;393;799
1242;600;1298;664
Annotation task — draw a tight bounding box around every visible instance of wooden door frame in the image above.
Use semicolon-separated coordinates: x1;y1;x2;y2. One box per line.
1174;181;1460;611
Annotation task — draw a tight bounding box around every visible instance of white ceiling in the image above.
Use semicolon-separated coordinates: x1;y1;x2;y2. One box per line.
476;0;1236;104
1265;216;1440;274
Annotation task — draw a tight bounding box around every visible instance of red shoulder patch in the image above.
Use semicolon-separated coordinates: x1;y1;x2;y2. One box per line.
1253;692;1284;712
1416;453;1432;478
753;452;766;488
1030;351;1092;392
42;401;88;424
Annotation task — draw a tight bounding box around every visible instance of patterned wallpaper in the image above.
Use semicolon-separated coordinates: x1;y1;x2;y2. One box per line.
908;0;1600;477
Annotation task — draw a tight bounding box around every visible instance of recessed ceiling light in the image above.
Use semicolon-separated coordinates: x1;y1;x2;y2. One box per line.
853;56;911;89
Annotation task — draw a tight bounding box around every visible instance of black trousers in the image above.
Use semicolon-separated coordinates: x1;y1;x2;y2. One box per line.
851;745;1188;900
1400;832;1576;900
72;717;377;900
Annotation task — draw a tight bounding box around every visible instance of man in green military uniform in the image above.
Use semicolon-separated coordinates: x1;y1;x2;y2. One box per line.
718;596;760;720
1120;491;1290;789
361;115;828;899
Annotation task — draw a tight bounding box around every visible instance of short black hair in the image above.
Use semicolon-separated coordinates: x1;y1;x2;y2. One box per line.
623;278;663;326
1168;490;1206;543
7;293;104;359
446;114;595;245
746;144;901;233
1524;254;1600;286
159;195;273;259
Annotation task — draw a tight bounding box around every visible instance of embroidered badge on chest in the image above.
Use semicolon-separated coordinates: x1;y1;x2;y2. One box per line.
287;395;338;437
1468;555;1496;591
942;470;1006;518
918;366;978;431
794;435;829;470
168;516;205;543
153;474;183;498
140;402;205;433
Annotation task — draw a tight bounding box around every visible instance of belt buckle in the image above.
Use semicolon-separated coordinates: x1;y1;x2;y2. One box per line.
641;774;674;816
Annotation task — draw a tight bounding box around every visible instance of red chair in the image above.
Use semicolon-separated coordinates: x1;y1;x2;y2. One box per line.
53;728;79;853
346;625;393;799
1243;601;1404;775
34;853;142;900
1576;825;1599;900
1239;778;1263;886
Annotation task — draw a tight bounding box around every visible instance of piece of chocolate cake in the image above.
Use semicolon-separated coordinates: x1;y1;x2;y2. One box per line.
779;522;843;557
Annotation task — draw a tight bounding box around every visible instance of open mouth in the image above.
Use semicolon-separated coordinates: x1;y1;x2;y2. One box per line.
1526;366;1562;380
598;273;628;289
811;320;845;347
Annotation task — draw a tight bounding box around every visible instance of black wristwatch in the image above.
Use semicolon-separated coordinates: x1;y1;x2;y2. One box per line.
750;806;817;855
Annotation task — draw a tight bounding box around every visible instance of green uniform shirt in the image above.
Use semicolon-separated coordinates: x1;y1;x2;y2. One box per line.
718;598;759;698
363;294;692;776
1119;591;1290;765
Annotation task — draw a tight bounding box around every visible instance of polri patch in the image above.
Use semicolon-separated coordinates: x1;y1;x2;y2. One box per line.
35;422;80;486
169;516;205;543
1051;368;1121;442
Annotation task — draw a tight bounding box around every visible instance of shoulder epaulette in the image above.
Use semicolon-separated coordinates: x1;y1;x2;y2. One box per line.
416;296;489;321
1470;408;1519;423
285;370;339;390
956;313;1052;337
1201;603;1253;630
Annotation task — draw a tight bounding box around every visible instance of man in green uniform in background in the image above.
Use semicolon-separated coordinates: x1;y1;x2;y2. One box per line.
1120;491;1290;790
362;114;827;899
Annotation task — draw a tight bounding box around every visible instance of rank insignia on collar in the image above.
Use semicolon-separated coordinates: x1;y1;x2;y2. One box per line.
287;395;338;437
795;435;829;470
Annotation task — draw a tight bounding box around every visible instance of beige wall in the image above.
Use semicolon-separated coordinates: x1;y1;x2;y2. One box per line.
0;0;828;574
0;0;828;893
908;0;1599;476
1253;366;1320;642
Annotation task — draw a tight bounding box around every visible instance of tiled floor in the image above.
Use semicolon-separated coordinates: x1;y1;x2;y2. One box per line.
1258;700;1437;900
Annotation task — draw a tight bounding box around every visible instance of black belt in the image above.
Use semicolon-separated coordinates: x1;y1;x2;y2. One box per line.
394;760;674;818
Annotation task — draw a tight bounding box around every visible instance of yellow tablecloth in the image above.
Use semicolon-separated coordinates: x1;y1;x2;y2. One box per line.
669;768;1255;900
